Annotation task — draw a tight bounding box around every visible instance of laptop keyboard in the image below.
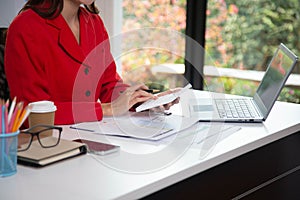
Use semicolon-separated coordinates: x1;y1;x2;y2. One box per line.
215;99;258;119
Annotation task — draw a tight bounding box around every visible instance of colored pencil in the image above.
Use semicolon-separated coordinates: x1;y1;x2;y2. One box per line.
11;102;23;132
0;98;31;133
5;100;9;133
8;106;18;133
7;97;16;124
0;100;4;172
16;104;32;130
0;102;2;134
2;105;6;133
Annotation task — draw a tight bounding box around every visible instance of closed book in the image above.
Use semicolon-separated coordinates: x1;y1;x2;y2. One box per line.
17;137;87;167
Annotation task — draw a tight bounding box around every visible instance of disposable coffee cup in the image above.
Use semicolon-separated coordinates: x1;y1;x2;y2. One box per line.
28;101;57;138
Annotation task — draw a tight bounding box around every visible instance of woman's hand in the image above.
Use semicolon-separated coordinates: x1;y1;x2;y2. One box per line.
150;88;180;113
102;84;156;116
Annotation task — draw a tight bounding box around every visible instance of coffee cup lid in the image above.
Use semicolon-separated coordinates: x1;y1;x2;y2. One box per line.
29;101;57;113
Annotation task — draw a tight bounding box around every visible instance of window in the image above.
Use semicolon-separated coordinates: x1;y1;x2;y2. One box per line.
121;0;187;91
99;0;300;103
205;0;300;103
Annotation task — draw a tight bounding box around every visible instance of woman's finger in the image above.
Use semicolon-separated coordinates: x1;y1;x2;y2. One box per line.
131;89;154;99
128;90;156;108
128;83;149;92
130;96;153;107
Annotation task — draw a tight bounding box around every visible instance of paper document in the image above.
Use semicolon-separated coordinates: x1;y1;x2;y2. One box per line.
70;112;199;141
135;84;192;112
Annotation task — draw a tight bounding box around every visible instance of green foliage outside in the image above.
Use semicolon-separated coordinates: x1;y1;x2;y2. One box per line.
121;0;300;103
207;0;300;70
205;77;300;104
206;0;300;103
122;0;186;91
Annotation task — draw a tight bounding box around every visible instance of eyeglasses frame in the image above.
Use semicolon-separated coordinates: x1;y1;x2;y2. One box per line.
18;124;63;152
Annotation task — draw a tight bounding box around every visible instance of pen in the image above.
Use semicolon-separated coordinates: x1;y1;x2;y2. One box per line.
142;89;160;94
70;126;95;132
120;89;160;94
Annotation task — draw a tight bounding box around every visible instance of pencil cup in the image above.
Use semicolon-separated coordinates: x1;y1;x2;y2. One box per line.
0;131;20;177
28;101;57;137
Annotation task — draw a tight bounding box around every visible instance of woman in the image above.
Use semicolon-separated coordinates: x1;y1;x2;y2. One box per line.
5;0;177;125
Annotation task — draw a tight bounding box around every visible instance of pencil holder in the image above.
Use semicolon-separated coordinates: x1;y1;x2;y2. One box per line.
0;131;19;177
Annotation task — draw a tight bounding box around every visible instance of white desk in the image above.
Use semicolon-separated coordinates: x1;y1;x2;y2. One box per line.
1;90;300;200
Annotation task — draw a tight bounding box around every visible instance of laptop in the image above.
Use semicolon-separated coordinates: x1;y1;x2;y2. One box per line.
189;43;298;122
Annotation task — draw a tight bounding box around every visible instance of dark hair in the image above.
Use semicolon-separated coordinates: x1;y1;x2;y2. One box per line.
20;0;99;19
0;28;7;46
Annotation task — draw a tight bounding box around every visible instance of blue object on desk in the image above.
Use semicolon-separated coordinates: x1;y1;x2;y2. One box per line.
0;131;19;177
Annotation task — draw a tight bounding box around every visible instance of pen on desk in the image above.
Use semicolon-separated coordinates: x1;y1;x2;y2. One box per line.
70;126;95;132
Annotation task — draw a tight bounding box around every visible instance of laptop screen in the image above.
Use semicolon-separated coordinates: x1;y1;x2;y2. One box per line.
254;43;298;119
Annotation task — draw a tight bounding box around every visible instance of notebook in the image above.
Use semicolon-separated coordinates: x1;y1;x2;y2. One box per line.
189;43;298;122
18;137;87;167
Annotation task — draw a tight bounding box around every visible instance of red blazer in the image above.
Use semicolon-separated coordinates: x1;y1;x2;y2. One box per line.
5;8;127;125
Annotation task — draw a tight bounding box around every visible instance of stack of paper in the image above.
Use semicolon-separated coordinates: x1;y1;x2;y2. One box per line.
71;112;199;141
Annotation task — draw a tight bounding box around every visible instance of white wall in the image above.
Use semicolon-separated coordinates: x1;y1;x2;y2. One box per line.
96;0;122;37
96;0;123;73
0;0;25;27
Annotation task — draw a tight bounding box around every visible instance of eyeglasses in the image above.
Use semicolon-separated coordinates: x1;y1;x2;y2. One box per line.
17;124;62;152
